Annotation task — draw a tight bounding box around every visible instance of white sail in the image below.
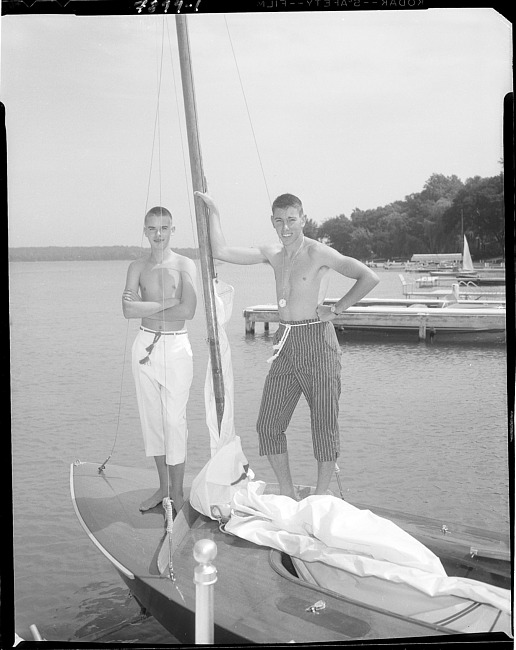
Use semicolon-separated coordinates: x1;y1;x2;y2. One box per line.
225;481;511;614
189;279;253;518
462;235;474;272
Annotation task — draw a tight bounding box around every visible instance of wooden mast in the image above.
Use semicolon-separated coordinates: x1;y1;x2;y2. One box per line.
175;15;225;432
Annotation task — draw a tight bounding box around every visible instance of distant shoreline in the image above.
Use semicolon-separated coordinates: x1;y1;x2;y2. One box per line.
8;246;199;262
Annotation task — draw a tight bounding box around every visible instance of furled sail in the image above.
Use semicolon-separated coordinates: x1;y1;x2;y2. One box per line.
189;279;253;518
225;481;511;615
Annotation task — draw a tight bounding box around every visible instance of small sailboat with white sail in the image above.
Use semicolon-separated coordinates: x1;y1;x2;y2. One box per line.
461;234;475;274
455;235;505;285
428;236;474;278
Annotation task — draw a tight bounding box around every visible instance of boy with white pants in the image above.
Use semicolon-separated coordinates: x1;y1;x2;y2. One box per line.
123;206;197;512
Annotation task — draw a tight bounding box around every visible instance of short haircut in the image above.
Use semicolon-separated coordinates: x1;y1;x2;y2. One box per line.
144;206;173;224
271;193;304;216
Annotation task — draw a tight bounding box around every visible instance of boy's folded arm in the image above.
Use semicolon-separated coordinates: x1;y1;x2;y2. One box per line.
122;294;180;319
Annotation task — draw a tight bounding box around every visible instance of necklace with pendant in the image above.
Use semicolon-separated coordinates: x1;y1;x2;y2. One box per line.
279;237;304;308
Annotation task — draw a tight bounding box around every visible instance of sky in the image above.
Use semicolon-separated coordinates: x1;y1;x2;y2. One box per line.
1;7;512;249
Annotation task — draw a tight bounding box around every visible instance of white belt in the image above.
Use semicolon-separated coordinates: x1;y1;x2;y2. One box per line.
267;320;321;364
140;327;187;335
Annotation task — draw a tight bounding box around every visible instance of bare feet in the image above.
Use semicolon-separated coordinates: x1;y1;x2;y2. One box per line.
296;486;313;500
139;489;167;512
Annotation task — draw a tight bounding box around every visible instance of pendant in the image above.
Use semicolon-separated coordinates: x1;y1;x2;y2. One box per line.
279;298;287;308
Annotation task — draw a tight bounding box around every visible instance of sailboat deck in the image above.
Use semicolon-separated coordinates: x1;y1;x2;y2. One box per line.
71;461;463;644
71;461;511;643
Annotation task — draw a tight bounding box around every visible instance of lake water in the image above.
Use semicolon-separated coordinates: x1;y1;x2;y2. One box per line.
9;261;509;643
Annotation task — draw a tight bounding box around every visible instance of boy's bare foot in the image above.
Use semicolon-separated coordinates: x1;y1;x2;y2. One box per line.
139;489;166;512
296;486;313;500
279;487;297;500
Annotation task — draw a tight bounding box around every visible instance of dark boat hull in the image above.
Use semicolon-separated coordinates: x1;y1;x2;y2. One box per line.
70;461;511;644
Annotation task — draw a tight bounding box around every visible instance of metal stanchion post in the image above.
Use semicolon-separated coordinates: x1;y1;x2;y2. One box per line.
193;539;218;644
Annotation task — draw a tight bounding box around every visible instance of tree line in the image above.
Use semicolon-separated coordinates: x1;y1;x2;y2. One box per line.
9;172;505;263
303;172;505;261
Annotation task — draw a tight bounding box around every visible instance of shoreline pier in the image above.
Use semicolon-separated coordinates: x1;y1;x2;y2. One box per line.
243;299;506;341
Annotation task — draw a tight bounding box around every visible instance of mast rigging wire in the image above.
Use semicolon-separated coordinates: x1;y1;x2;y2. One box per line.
100;17;175;472
223;15;271;207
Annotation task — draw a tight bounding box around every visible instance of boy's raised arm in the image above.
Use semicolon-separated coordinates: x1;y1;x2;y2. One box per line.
195;191;268;265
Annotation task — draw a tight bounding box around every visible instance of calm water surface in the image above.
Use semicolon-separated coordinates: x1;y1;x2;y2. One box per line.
10;261;509;643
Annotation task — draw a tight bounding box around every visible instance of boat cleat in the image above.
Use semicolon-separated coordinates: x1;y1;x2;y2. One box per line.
306;600;326;614
211;504;234;533
441;524;450;535
211;504;231;523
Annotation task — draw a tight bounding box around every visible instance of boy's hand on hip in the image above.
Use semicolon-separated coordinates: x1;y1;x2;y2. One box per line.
316;304;336;322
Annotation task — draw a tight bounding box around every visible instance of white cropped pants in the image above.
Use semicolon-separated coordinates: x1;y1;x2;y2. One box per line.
131;327;193;465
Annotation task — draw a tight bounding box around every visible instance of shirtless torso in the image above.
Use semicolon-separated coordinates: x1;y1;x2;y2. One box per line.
139;256;185;330
122;209;198;513
193;190;379;497
264;238;331;322
123;251;197;331
193;192;375;323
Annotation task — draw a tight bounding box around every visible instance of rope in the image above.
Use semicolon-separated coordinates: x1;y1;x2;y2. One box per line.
155;19;171;507
223;15;271;207
99;17;169;473
162;495;175;576
334;463;345;500
144;21;164;217
97;320;131;472
152;23;195;590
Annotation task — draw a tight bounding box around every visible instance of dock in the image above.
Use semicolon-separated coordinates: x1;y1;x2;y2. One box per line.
398;274;506;301
429;274;506;286
243;299;506;341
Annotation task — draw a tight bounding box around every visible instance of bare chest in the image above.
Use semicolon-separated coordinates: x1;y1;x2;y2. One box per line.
140;265;182;301
274;251;319;283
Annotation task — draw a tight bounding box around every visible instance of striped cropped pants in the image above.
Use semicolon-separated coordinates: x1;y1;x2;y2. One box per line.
256;319;342;462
